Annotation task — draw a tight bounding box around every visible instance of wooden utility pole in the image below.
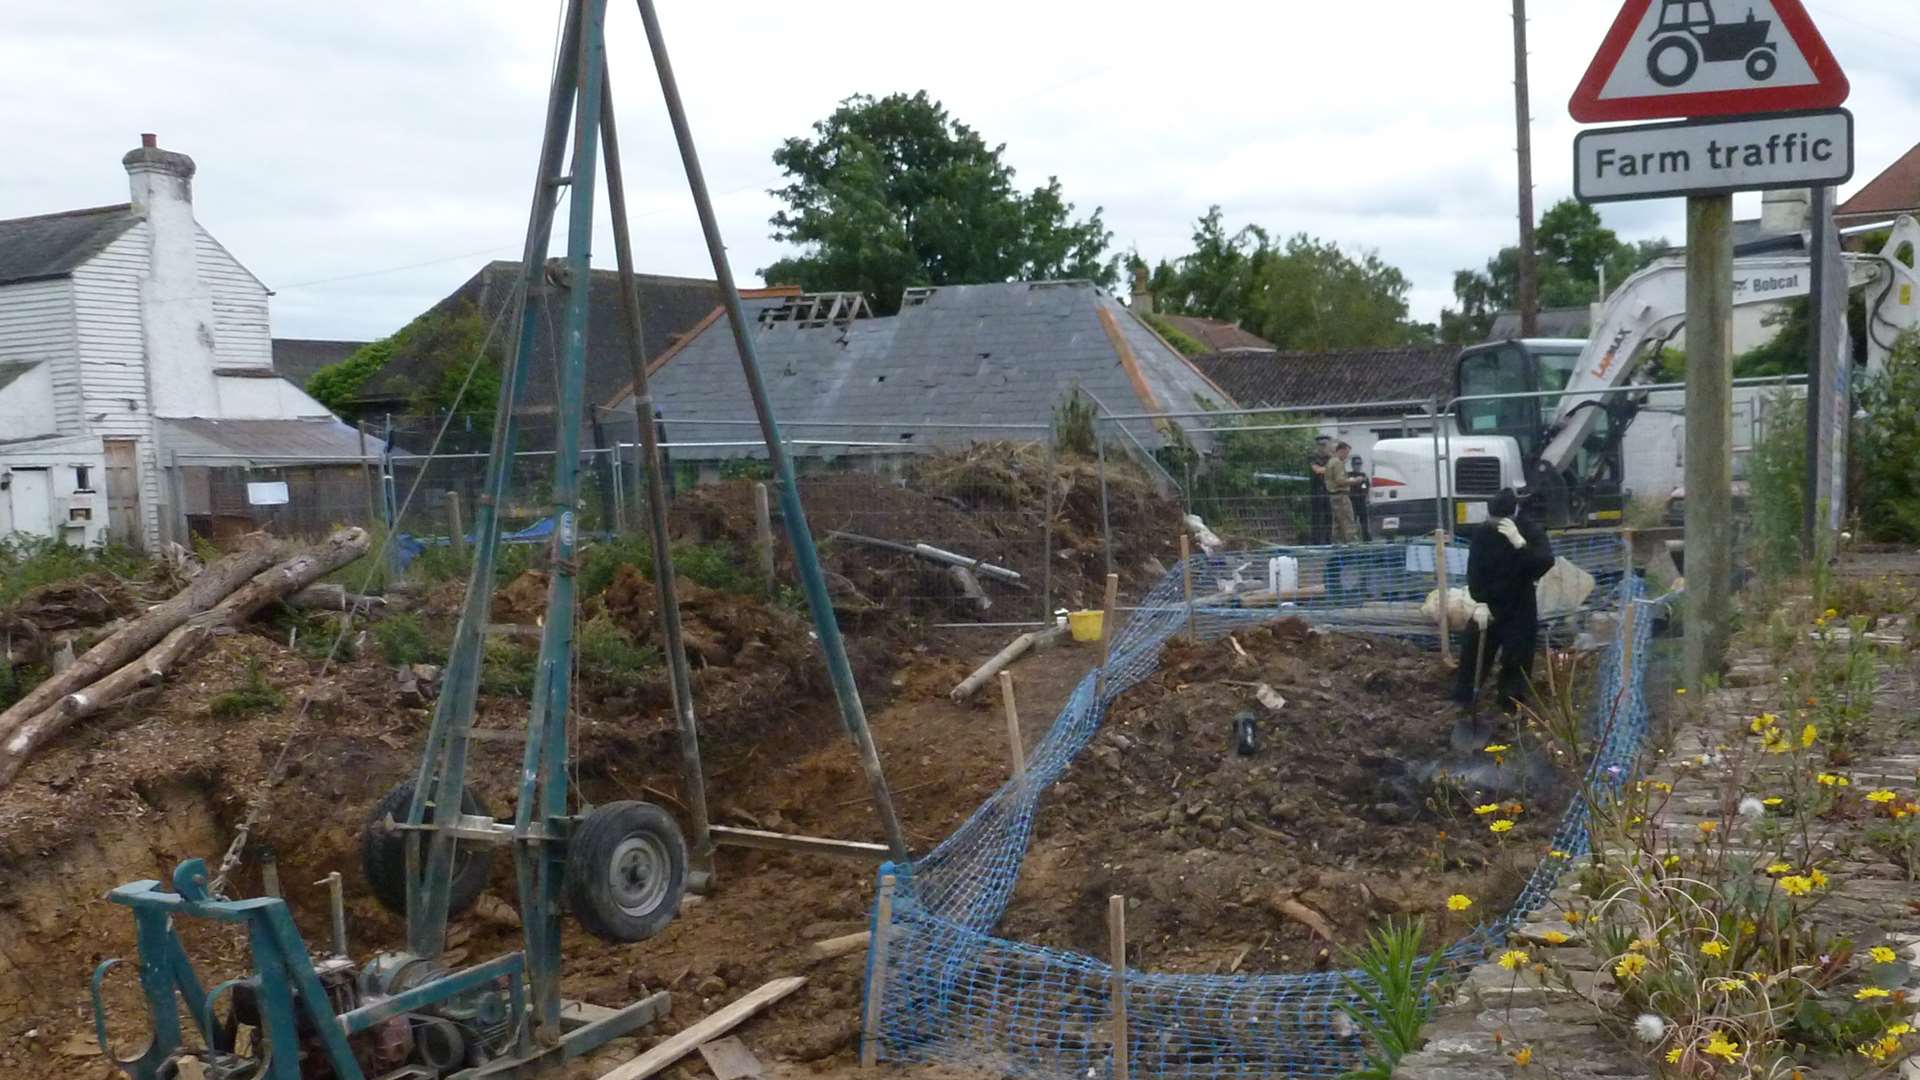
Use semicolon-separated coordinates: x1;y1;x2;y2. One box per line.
1512;0;1540;338
1683;196;1734;689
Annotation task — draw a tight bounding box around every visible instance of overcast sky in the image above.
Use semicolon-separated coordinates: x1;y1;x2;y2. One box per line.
4;2;1916;343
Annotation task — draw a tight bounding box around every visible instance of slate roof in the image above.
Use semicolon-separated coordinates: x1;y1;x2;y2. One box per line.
0;204;140;287
611;281;1234;457
1190;346;1461;415
353;261;720;414
1488;307;1595;341
272;338;367;389
159;417;372;463
1838;142;1920;221
1154;314;1273;353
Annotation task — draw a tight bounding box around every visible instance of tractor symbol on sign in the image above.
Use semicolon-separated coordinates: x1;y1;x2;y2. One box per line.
1647;0;1778;87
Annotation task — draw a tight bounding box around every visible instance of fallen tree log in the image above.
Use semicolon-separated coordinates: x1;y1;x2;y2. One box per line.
949;624;1067;703
0;528;372;789
286;583;387;613
0;536;275;742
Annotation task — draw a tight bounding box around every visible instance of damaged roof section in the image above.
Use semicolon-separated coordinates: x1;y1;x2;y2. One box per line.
608;280;1231;457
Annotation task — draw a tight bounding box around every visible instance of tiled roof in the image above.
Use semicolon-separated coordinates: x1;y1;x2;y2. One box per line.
271;338;367;389
0;204;139;286
354;261;720;413
1154;314;1273;353
1838;142;1920;220
611;281;1233;456
1190;346;1461;415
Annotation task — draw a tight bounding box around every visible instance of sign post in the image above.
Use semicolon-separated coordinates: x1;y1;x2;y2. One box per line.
1569;0;1850;689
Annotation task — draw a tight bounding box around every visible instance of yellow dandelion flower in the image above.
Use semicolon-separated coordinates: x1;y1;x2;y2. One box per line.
1867;790;1898;804
1699;941;1728;958
1779;875;1814;897
1698;820;1718;834
1817;773;1850;787
1564;910;1584;925
1809;868;1829;889
1675;688;1686;696
1614;953;1649;978
1541;930;1569;945
1888;1023;1913;1036
1749;716;1773;735
1484;744;1511;754
1800;723;1818;747
1511;1045;1533;1067
1490;819;1515;834
1766;862;1791;874
1711;978;1746;992
1474;804;1501;816
1824;608;1839;620
1498;949;1529;971
1703;1032;1741;1063
1663;854;1681;868
1763;797;1783;807
1548;849;1570;860
1859;1035;1902;1064
1665;1047;1684;1064
1870;946;1899;965
1856;987;1891;1001
1446;894;1473;912
1761;729;1790;754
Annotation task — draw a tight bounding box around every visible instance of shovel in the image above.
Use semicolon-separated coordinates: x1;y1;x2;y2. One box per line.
1450;619;1495;753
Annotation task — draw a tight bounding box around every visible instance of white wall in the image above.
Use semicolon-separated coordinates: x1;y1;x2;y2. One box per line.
0;441;111;547
71;224;162;549
0;278;77;438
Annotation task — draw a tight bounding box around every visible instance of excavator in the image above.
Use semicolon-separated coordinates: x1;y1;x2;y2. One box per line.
1367;215;1920;538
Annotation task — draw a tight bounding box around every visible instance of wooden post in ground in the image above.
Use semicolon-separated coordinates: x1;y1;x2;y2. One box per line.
753;481;776;597
1180;534;1196;642
1094;573;1120;703
446;491;468;559
1108;894;1130;1080
1621;528;1635;591
859;874;898;1069
1433;529;1453;663
998;671;1024;782
1617;596;1638;710
1683;194;1735;691
357;422;379;532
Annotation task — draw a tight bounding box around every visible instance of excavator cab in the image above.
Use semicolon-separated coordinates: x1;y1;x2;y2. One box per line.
1454;340;1629;530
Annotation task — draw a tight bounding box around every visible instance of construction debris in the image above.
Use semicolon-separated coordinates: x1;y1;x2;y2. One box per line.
949;624;1069;702
597;977;807;1080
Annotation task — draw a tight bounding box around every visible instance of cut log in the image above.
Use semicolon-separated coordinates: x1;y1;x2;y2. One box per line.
806;931;870;962
947;565;991;613
0;528;372;789
949;625;1067;703
286;583;386;613
0;536;275;742
596;977;806;1080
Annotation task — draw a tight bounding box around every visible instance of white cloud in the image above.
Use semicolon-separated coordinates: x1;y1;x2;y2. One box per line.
2;0;1912;341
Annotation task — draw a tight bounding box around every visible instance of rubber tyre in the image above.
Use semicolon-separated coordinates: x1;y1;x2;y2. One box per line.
1647;37;1698;88
360;781;495;918
565;801;687;943
1745;48;1777;82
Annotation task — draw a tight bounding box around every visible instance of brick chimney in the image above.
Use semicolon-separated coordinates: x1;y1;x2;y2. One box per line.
1131;264;1154;316
123;135;218;416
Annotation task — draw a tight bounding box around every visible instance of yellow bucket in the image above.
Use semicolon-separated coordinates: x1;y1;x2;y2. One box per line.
1068;609;1105;642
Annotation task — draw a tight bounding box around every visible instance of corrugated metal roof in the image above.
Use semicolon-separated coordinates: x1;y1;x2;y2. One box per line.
1190;346;1460;414
0;204;140;286
611;281;1230;457
160;418;371;463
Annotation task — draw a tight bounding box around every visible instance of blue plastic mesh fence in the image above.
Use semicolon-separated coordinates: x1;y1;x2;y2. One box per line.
864;536;1661;1079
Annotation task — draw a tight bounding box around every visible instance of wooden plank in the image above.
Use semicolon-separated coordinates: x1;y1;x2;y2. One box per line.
709;825;889;862
860;875;898;1069
1109;895;1130;1080
807;931;871;962
999;671;1025;781
597;977;806;1080
697;1036;764;1080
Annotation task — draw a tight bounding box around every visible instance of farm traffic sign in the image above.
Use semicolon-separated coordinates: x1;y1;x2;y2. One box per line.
1569;0;1849;123
1574;109;1853;203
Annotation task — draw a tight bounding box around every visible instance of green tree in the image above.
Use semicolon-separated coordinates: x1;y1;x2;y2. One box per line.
1854;330;1920;542
306;302;501;423
1146;208;1428;351
761;92;1116;312
1441;199;1670;343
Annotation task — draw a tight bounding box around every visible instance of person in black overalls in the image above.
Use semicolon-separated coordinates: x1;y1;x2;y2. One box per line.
1307;436;1332;545
1451;488;1556;712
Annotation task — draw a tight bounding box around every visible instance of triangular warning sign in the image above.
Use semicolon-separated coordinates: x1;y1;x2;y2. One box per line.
1570;0;1849;123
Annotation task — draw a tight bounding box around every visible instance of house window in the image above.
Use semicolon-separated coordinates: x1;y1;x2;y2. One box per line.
74;466;92;492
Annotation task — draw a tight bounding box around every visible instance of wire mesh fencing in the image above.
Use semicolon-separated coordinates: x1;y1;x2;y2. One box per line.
864;541;1661;1079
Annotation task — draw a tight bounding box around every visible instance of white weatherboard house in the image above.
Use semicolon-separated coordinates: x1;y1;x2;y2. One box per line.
0;136;360;550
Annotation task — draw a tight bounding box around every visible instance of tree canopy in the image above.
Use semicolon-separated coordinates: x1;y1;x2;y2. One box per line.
761;92;1117;312
1441;199;1670;343
1143;207;1432;351
305;302;500;424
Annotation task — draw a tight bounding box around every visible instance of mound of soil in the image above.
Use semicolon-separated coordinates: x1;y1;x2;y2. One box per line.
1000;620;1571;975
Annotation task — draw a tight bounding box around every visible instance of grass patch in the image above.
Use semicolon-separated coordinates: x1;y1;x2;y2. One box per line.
374;612;437;666
479;638;538;698
209;660;285;719
577;615;659;694
0;535;151;610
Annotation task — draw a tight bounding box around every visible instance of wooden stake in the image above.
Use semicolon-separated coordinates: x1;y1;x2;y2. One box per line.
1180;534;1196;642
998;671;1024;781
446;491;467;559
753;482;776;596
1433;529;1453;663
1095;573;1120;703
1621;527;1636;588
1618;595;1638;707
1108;894;1130;1080
859;875;898;1069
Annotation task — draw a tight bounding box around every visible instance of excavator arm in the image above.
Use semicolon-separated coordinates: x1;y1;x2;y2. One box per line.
1535;214;1920;475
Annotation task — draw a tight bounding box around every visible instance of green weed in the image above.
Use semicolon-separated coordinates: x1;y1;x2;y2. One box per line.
1338;919;1445;1079
209;660;285;719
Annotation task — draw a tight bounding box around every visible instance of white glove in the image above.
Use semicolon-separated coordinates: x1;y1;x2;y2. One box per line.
1496;517;1526;550
1472;603;1491;629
